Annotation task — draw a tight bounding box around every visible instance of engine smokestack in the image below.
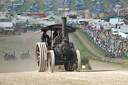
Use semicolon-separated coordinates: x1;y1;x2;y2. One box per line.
61;17;66;38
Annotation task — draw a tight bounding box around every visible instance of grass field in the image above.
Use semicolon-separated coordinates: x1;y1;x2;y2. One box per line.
37;0;45;11
17;0;21;4
71;31;101;58
102;0;109;9
120;0;128;7
0;0;3;3
124;0;128;4
0;1;11;11
17;0;34;13
70;33;89;64
0;36;25;58
53;0;60;13
78;29;106;55
72;32;102;58
70;0;75;10
85;0;91;9
0;0;128;12
0;32;40;59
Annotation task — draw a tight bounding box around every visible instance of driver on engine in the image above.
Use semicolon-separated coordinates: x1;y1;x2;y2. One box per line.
41;30;49;43
53;30;58;38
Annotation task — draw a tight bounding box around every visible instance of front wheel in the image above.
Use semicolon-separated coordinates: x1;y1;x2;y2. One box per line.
48;50;55;73
75;50;81;72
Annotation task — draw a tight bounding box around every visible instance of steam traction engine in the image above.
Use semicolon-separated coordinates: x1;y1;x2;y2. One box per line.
35;17;81;72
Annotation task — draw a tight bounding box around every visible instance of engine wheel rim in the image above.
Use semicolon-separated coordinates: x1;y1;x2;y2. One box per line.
75;50;81;72
37;47;40;67
48;53;52;71
35;44;43;72
48;50;55;73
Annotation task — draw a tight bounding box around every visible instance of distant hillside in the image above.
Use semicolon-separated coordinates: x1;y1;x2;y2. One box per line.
37;0;45;10
0;0;3;3
85;0;91;9
0;0;127;13
53;0;60;12
17;0;34;13
70;0;75;10
120;0;128;7
0;0;11;11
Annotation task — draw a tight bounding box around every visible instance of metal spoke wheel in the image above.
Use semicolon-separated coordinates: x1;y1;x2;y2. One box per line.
35;42;44;72
43;43;47;71
48;50;55;73
75;50;81;72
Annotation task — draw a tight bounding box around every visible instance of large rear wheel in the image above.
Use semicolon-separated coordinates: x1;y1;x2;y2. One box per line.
35;42;44;72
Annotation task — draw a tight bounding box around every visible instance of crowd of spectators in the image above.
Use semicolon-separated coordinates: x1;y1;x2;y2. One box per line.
90;0;104;12
26;0;39;12
7;0;27;12
60;0;71;8
109;0;121;12
44;0;55;11
0;0;9;8
78;23;128;58
75;0;86;10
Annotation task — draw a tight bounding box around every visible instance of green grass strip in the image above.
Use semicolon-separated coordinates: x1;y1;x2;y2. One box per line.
123;0;128;4
71;32;100;58
78;29;106;55
53;0;60;12
90;59;128;68
70;0;75;10
17;0;22;4
85;0;91;9
17;0;34;13
70;33;89;64
37;0;45;11
102;0;109;9
0;53;3;59
0;1;11;11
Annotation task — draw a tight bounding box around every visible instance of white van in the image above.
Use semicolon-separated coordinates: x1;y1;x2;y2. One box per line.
111;28;118;35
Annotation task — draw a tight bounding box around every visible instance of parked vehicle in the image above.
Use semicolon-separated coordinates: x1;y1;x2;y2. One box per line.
3;51;16;60
111;28;118;35
20;50;31;59
112;29;118;35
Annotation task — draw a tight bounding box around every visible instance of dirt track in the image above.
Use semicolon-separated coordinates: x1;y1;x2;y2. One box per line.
0;22;128;85
0;69;128;85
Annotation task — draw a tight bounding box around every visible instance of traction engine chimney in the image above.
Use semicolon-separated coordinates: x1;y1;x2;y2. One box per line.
61;17;66;38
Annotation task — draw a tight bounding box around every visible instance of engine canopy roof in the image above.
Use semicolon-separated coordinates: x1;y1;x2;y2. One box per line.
41;24;76;33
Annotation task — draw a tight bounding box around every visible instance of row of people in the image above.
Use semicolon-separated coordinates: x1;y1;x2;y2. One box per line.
79;24;128;58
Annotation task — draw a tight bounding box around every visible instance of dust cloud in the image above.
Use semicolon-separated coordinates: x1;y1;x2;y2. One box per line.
0;31;42;73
